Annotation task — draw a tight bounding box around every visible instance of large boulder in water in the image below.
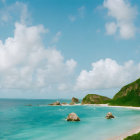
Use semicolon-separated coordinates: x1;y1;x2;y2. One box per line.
66;112;80;121
105;112;115;119
48;101;61;106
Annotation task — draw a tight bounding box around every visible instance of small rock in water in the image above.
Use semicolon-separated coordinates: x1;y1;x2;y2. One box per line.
25;104;32;106
48;101;61;106
69;102;75;105
61;102;68;105
105;112;115;119
66;112;80;121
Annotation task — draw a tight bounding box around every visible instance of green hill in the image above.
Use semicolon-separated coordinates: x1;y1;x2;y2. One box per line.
124;132;140;140
110;78;140;107
82;94;111;104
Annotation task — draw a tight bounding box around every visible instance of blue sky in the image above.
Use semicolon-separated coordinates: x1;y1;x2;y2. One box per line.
0;0;140;99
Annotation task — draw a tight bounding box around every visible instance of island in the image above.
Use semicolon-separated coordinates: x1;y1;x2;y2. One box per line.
82;94;111;104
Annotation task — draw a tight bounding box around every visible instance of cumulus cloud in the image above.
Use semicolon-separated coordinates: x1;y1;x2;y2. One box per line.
76;58;140;90
0;22;77;89
105;22;117;35
103;0;137;39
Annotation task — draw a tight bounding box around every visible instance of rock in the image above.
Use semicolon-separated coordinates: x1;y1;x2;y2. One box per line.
61;102;68;105
48;101;61;106
66;112;80;121
72;97;79;103
25;104;32;106
69;97;79;105
69;102;75;105
105;112;115;119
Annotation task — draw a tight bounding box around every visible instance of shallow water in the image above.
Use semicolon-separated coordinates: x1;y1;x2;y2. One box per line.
0;99;140;140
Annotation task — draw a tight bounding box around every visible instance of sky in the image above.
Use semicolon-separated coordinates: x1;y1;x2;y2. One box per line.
0;0;140;99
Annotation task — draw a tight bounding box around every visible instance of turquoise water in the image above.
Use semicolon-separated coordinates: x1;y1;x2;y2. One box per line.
0;99;140;140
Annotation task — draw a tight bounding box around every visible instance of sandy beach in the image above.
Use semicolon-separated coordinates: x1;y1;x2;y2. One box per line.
108;126;140;140
96;104;140;110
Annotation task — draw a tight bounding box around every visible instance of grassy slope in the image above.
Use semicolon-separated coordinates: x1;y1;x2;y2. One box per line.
124;132;140;140
82;94;111;104
109;78;140;107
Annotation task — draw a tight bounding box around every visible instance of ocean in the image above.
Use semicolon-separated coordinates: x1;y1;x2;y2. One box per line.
0;99;140;140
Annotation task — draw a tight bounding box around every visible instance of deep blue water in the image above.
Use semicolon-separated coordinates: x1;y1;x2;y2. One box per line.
0;99;140;140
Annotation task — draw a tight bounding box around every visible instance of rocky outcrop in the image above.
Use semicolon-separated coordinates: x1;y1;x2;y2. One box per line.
70;97;79;105
61;102;68;105
66;112;80;121
25;104;32;106
69;102;75;105
72;97;79;103
105;112;115;119
82;94;111;104
48;101;61;106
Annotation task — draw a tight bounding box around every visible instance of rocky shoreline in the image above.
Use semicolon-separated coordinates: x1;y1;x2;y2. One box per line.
48;97;80;106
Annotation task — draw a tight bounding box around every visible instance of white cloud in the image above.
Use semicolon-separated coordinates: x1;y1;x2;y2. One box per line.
68;15;76;22
66;59;77;73
68;6;86;22
103;0;137;39
76;58;140;90
58;83;68;91
105;22;117;35
51;31;61;44
119;23;135;39
0;2;30;24
0;22;77;90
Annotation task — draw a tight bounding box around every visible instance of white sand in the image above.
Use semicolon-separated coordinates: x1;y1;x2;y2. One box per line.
89;103;140;110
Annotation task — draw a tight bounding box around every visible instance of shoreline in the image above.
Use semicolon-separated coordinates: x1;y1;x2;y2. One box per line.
83;104;140;140
48;103;140;110
94;104;140;140
83;103;140;110
46;103;140;139
108;126;140;140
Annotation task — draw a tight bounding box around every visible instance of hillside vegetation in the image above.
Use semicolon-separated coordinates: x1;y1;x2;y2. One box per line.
82;94;111;104
110;78;140;107
124;132;140;140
